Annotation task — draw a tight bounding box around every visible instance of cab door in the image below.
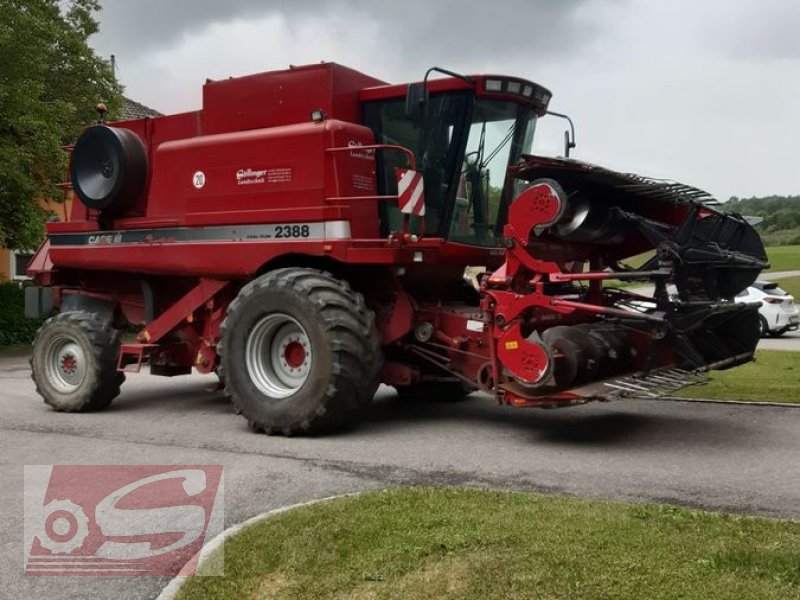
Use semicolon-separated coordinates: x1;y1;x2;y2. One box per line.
363;92;472;238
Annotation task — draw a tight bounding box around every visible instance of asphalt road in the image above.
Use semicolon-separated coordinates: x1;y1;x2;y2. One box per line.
758;329;800;351
763;270;800;281
2;350;799;600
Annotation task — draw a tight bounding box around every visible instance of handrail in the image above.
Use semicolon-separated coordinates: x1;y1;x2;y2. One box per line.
325;143;422;239
325;144;417;170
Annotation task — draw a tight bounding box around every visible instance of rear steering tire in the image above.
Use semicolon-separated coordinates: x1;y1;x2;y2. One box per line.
219;268;382;436
30;311;124;412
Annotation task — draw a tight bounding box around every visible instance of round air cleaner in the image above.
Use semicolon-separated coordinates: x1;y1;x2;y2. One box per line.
70;125;147;215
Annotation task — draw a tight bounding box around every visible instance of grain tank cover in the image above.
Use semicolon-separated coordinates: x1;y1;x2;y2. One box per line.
201;62;386;135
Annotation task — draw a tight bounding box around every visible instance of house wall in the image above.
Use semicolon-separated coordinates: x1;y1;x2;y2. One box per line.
0;248;13;282
1;196;72;282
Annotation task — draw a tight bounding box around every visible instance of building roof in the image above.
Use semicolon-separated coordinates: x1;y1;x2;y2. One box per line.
120;96;163;120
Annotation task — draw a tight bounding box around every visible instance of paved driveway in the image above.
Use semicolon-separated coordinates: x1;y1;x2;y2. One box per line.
1;350;799;599
758;329;800;351
763;270;800;281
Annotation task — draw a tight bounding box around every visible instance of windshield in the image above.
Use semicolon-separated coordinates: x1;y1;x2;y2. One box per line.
449;100;537;246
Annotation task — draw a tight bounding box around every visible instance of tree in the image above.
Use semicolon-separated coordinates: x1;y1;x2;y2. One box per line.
0;0;121;250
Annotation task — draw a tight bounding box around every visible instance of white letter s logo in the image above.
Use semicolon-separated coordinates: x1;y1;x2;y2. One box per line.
95;469;208;560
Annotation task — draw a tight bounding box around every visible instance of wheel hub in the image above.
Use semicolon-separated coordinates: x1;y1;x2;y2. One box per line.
45;337;87;393
61;354;77;375
283;341;306;369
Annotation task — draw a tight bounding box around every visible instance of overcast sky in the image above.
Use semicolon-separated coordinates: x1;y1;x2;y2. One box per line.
89;0;799;201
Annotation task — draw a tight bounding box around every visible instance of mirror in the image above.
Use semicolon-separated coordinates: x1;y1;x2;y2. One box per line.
405;82;429;121
564;130;576;158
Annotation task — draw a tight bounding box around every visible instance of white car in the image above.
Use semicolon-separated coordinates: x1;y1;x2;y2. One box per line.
736;281;800;337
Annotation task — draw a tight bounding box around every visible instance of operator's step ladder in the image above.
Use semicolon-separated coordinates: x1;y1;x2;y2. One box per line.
117;344;158;373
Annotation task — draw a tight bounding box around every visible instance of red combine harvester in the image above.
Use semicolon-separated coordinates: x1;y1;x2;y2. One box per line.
26;63;768;435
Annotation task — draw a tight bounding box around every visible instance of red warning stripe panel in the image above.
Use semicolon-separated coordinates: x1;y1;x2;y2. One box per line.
395;168;425;216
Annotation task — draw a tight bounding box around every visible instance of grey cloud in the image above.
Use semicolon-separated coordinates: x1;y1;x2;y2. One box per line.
709;2;800;60
84;0;800;200
92;0;608;67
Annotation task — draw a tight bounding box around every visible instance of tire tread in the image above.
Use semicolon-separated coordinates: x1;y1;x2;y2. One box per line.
219;268;382;435
30;311;124;412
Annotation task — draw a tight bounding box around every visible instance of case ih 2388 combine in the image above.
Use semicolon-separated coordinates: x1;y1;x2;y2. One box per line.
25;63;768;435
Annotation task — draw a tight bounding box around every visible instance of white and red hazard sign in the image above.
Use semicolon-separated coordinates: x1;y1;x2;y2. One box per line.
395;168;425;216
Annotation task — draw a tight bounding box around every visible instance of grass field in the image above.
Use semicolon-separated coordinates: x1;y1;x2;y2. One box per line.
677;350;799;403
620;250;655;270
766;245;800;272
175;488;800;600
778;276;800;298
760;227;800;248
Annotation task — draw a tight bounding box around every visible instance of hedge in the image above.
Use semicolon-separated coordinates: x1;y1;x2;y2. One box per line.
0;283;42;347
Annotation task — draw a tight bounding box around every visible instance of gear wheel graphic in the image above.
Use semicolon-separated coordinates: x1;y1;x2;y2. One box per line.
38;499;89;554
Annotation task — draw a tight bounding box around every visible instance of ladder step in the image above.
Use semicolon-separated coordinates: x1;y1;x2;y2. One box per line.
117;344;158;373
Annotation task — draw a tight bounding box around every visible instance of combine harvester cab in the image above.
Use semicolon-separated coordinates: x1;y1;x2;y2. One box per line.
24;63;768;434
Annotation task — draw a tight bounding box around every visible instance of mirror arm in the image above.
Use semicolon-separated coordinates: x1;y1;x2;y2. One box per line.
546;110;577;158
423;67;475;87
407;67;474;121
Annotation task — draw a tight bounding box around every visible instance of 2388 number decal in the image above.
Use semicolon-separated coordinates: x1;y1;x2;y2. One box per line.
274;225;311;239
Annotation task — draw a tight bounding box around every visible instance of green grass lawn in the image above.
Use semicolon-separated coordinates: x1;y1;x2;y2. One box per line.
175;488;800;600
766;245;800;272
777;276;800;299
619;250;655;270
677;350;799;403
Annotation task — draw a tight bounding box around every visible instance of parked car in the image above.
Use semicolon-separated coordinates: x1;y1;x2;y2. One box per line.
736;281;800;337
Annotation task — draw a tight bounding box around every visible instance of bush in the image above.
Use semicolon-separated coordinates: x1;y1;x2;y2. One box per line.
0;283;42;347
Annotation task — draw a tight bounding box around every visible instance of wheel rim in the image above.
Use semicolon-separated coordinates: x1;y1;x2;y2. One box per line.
245;313;312;398
44;335;87;393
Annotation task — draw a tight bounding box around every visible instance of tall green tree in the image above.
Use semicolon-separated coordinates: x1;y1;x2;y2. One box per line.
0;0;121;250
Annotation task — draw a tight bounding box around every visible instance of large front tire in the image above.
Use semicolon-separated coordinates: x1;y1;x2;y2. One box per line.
219;269;382;436
30;311;124;412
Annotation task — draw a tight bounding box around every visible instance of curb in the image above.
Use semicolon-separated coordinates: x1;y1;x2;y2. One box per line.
658;396;800;408
155;492;361;600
